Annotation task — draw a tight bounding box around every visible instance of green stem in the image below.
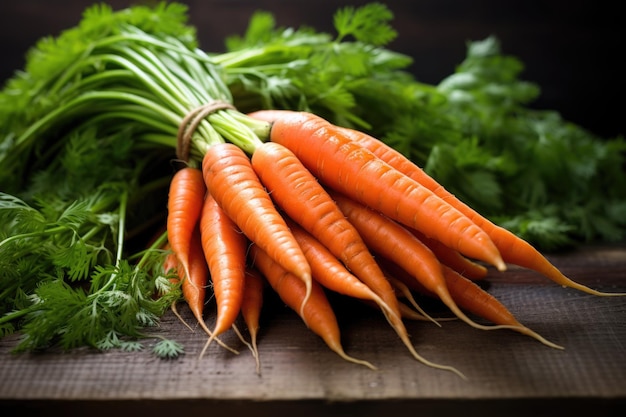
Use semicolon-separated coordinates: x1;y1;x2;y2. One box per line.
0;305;34;325
81;107;180;137
95;53;191;117
115;190;128;267
15;90;183;149
0;226;70;249
88;189;129;299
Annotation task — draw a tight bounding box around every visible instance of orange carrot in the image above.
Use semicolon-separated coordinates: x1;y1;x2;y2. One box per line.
240;266;265;374
331;190;515;332
183;226;239;355
283;217;395;320
165;167;234;345
280;217;461;376
179;227;209;330
249;243;376;370
250;141;397;317
201;142;312;309
166;166;206;281
159;243;196;332
411;229;488;280
199;192;248;351
250;110;506;272
161;243;180;286
334;123;624;297
439;265;562;348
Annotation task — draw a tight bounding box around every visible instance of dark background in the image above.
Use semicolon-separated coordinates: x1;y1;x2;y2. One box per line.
1;0;623;138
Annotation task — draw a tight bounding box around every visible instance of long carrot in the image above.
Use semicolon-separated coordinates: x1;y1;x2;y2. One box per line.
199;192;248;353
249;110;506;272
334;123;624;297
166;166;206;282
250;141;398;319
201;142;313;311
249;243;376;370
240;266;265;375
331;190;517;332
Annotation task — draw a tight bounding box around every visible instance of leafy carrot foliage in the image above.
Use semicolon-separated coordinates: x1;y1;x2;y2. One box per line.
219;10;626;249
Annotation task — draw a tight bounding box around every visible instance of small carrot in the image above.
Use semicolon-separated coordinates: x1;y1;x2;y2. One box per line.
166;166;206;282
158;242;196;332
249;243;376;370
331;190;514;332
199;192;248;352
183;226;239;355
202;142;312;310
161;243;180;286
334;123;624;297
249;110;506;272
240;266;265;375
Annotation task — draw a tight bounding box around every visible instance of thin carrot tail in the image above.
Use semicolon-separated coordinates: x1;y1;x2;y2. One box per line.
241;267;265;375
386;275;441;327
397;301;445;322
506;237;625;296
170;300;195;333
441;265;564;349
435;285;558;337
323;338;378;370
386;311;467;380
196;318;240;356
511;325;564;350
198;332;216;360
232;323;261;375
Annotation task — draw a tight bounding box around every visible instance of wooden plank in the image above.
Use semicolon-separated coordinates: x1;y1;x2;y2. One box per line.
1;244;625;416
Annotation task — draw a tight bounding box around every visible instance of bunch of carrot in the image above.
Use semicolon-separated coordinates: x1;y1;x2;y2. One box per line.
164;108;624;376
3;2;623;366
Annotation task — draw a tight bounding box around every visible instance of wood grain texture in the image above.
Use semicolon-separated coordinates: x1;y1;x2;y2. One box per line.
0;244;625;416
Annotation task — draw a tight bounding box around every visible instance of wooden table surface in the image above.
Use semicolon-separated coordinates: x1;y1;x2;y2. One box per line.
1;244;625;417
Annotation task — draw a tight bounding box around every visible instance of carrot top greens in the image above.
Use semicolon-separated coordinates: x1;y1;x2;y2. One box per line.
217;10;626;249
0;2;269;357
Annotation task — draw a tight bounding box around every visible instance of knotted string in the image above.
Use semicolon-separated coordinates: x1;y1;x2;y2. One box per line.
176;100;236;162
